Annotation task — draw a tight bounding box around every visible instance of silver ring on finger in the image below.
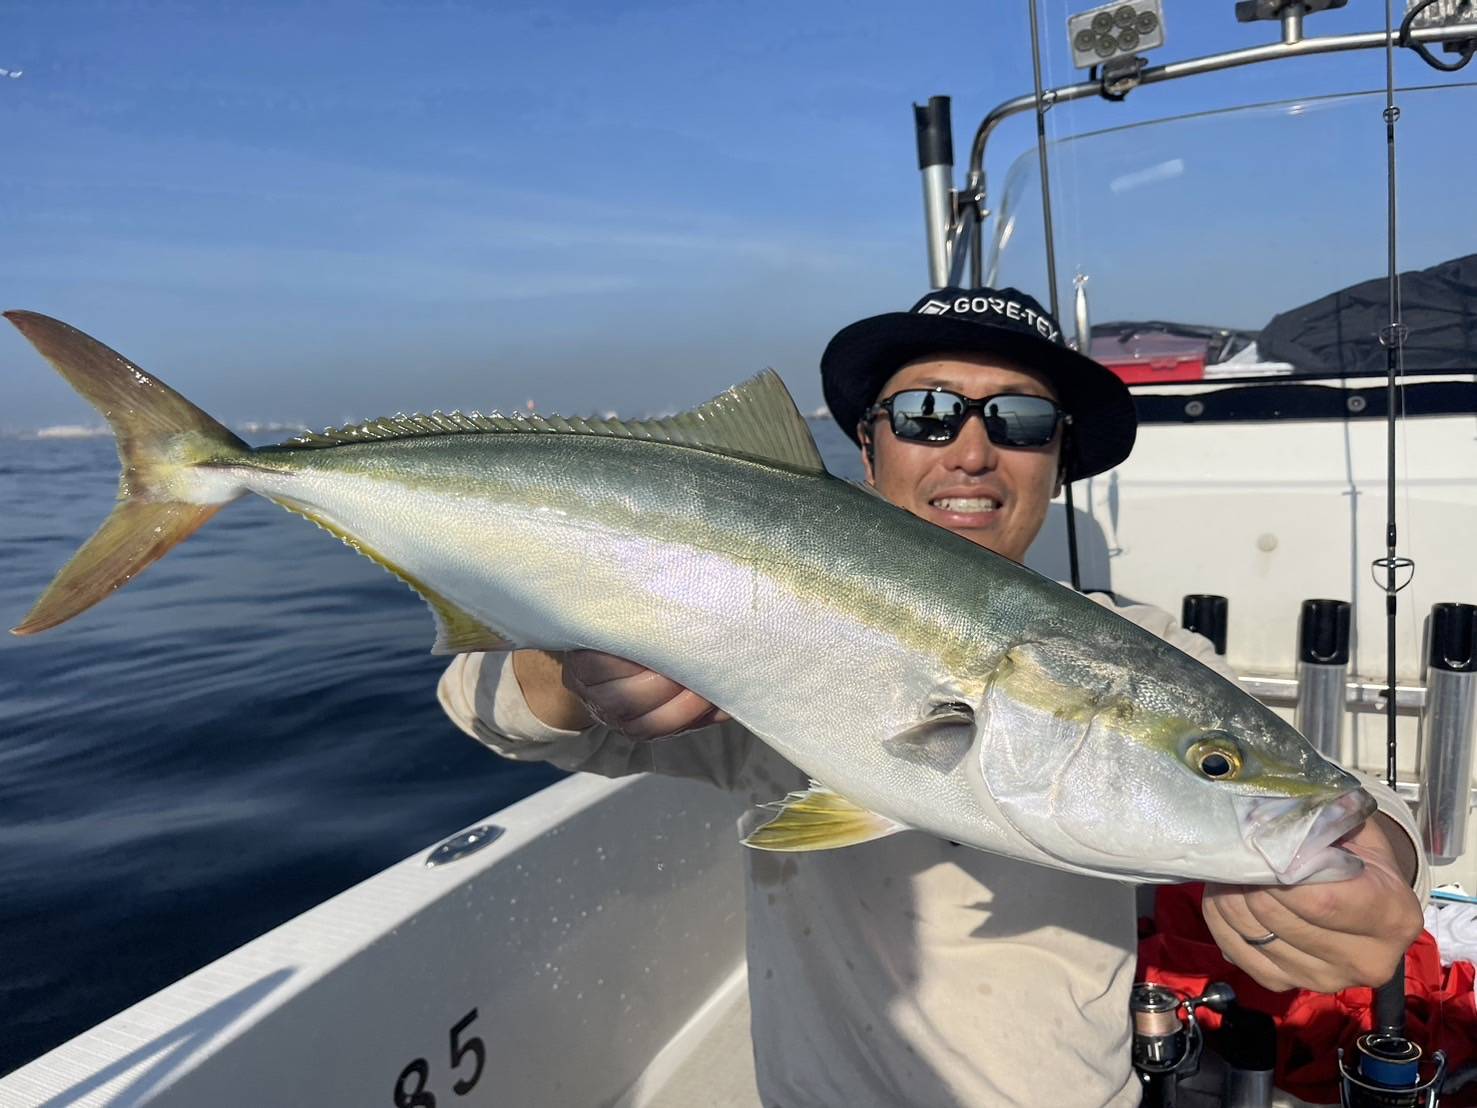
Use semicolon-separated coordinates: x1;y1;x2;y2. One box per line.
1241;930;1278;947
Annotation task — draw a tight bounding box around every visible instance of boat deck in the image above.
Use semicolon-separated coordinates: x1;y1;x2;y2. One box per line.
627;971;762;1108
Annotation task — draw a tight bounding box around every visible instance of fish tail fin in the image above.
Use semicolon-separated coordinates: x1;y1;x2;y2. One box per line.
6;311;251;635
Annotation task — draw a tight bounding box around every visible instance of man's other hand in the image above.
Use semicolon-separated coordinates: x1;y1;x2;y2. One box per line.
1201;813;1424;995
564;650;730;739
511;648;729;739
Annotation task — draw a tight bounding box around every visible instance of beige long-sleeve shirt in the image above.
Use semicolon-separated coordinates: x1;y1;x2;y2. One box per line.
438;594;1427;1108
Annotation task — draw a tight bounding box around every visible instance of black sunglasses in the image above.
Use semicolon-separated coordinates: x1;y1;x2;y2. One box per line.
863;388;1068;448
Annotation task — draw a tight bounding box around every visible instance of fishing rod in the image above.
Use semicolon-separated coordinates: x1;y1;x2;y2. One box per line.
1336;3;1458;1105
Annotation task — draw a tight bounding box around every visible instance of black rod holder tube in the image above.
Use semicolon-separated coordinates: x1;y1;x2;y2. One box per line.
1419;602;1477;864
914;96;954;288
1295;599;1351;761
1221;1005;1276;1108
1181;595;1229;656
914;95;953;169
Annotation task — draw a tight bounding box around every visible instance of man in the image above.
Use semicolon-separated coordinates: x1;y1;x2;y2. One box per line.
439;287;1426;1107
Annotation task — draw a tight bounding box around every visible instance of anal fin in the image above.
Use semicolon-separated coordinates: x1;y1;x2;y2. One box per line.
741;782;905;852
428;599;514;655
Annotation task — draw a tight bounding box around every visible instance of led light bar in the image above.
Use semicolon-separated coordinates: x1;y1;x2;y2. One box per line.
1405;0;1474;30
1068;0;1166;70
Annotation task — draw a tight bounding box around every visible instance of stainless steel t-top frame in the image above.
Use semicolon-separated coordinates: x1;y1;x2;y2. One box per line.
916;5;1477;290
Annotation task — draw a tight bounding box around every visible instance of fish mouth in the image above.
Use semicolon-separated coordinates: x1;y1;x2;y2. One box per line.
1235;788;1377;885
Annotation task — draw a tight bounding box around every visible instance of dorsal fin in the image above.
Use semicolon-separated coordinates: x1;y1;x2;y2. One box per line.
284;370;827;474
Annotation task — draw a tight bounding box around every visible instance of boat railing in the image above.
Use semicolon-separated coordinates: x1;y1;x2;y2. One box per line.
916;7;1477;288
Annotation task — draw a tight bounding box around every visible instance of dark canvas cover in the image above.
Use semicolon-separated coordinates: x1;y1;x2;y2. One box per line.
1257;253;1477;376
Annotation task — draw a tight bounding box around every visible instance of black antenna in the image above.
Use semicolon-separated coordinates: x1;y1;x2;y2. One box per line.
1027;0;1083;592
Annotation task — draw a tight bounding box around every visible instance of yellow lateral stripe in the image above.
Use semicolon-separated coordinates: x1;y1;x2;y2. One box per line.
265;496;511;654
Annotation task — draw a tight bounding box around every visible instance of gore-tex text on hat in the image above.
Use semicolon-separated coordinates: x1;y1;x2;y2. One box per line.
915;295;1061;344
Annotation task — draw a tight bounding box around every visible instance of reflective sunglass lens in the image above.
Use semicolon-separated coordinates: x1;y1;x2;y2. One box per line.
890;390;961;441
985;397;1058;446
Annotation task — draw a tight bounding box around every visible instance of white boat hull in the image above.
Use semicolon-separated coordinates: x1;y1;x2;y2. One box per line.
0;774;753;1108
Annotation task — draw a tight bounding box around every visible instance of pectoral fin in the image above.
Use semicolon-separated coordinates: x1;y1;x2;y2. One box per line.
881;700;977;772
741;782;906;852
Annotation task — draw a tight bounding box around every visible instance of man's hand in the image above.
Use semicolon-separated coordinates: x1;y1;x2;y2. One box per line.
564;651;730;738
512;649;729;739
1201;814;1424;994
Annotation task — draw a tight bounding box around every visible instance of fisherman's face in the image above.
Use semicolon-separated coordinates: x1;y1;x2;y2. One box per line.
861;353;1064;563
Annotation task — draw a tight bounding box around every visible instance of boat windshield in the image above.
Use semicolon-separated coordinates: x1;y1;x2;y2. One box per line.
984;84;1477;385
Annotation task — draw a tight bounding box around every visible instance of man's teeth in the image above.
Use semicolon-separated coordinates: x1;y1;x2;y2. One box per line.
933;497;1000;512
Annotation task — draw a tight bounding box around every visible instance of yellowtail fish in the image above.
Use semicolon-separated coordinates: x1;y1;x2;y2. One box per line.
7;310;1373;884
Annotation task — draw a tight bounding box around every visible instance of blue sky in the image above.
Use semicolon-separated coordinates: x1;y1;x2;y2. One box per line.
2;1;1471;430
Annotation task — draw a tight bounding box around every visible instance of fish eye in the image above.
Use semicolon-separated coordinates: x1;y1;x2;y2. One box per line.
1200;752;1234;778
1187;733;1243;780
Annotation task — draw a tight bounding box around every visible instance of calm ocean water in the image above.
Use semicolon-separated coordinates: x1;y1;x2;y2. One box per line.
0;419;865;1076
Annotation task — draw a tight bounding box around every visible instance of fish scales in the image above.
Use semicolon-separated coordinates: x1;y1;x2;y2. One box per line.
229;433;1026;845
5;309;1376;885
